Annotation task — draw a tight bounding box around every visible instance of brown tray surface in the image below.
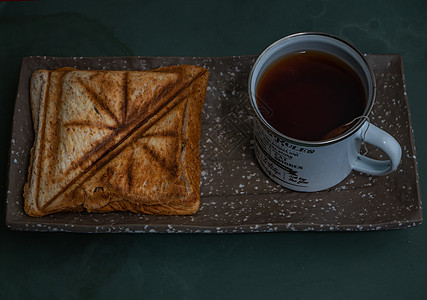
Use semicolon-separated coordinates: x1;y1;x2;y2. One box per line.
5;55;422;233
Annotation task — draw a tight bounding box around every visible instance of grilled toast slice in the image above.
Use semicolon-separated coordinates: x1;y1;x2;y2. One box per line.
24;65;209;216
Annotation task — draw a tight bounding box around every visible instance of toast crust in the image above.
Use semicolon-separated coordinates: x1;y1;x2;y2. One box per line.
24;65;209;217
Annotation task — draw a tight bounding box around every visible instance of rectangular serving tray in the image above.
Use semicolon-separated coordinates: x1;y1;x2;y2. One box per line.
5;55;422;232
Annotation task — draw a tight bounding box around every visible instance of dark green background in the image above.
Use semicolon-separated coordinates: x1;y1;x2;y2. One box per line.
1;0;426;299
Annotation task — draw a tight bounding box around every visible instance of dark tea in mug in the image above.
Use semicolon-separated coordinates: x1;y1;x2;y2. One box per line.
256;50;367;141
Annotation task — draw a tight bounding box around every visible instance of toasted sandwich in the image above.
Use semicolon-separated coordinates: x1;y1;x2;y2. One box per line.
24;65;209;217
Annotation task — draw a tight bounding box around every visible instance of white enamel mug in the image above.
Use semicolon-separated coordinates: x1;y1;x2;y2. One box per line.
249;32;402;192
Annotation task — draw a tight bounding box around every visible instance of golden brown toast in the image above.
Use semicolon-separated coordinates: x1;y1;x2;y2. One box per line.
24;65;209;217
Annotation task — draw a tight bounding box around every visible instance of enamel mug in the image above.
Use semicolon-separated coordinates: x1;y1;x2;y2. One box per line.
248;32;402;192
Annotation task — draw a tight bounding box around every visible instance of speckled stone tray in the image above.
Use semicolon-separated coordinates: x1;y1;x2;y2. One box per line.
5;55;422;232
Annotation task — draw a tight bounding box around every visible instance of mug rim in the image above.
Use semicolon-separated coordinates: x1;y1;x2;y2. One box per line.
248;32;376;146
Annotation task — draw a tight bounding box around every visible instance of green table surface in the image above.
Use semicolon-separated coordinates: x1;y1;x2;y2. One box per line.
1;0;426;299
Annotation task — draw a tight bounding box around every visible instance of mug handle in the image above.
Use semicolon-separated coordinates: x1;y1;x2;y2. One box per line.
352;123;402;175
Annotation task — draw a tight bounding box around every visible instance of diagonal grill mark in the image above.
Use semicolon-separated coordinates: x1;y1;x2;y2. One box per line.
140;143;179;178
141;131;179;138
76;76;120;126
44;69;208;207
